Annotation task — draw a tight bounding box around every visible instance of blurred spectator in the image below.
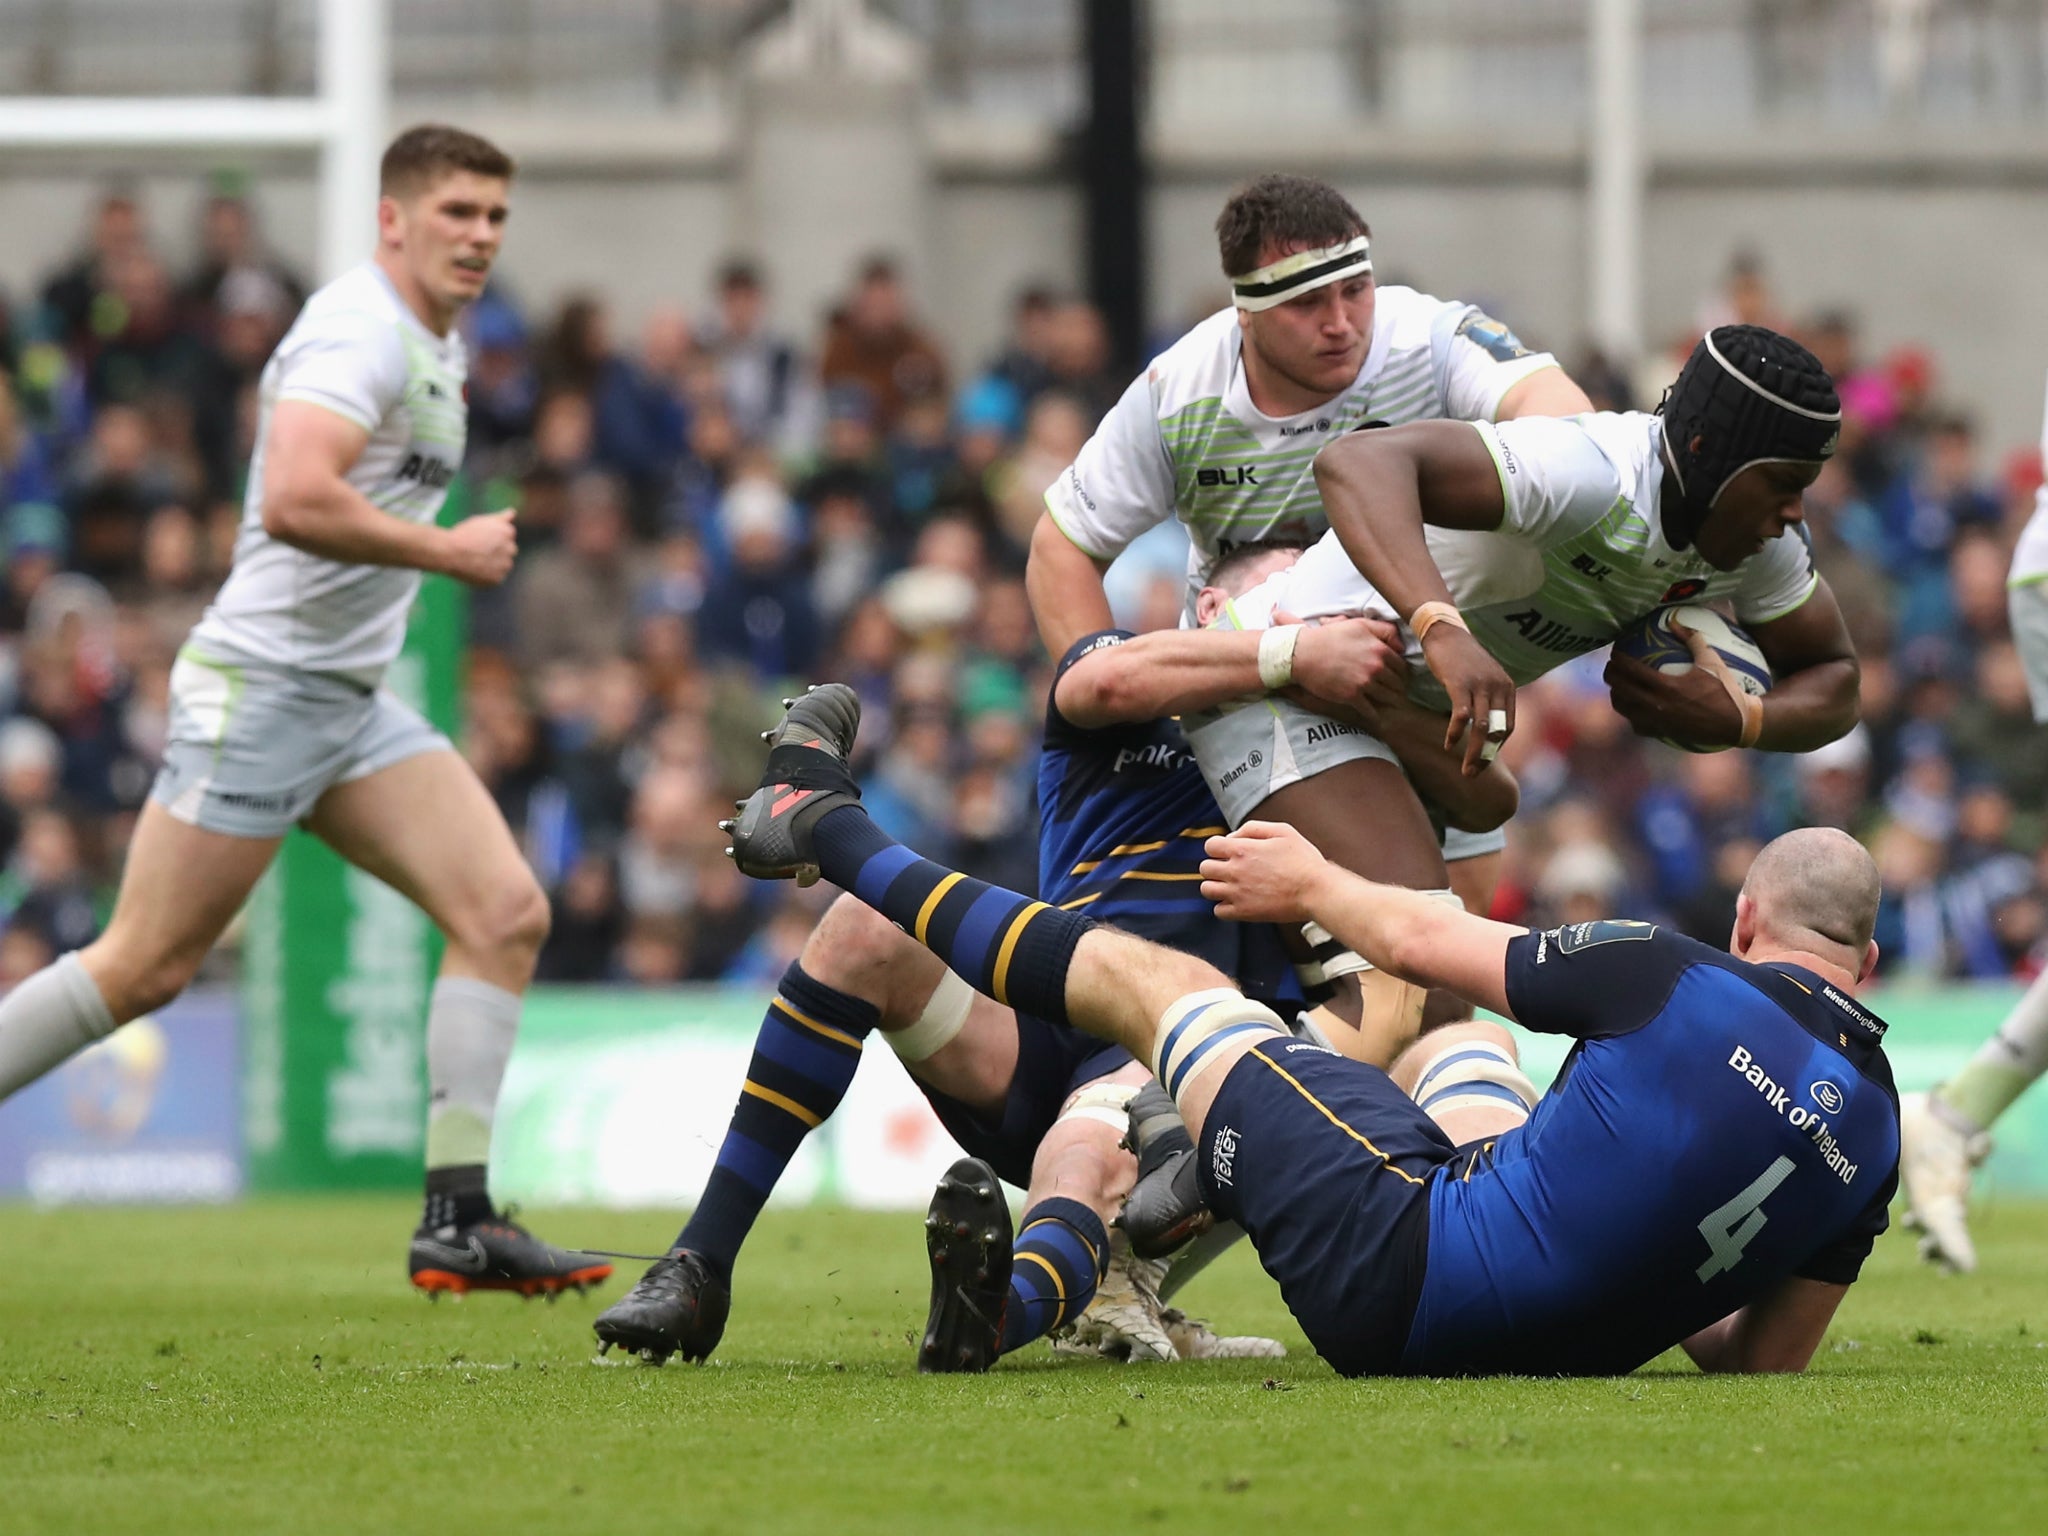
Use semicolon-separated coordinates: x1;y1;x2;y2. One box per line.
696;473;818;682
697;259;813;452
819;255;947;432
41;188;151;352
514;470;642;667
180;188;306;330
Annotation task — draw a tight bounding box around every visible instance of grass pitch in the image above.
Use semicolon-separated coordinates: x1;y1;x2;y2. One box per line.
2;1199;2045;1536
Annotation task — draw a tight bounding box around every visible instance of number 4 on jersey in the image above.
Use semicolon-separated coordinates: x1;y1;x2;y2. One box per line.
1696;1155;1796;1282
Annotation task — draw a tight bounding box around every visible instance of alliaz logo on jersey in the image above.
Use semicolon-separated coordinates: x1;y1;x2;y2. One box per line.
397;453;455;489
1502;607;1607;656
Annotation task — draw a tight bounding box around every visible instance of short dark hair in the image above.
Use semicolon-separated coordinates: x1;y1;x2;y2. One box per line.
1215;174;1368;279
1207;539;1309;596
719;258;763;292
380;124;515;199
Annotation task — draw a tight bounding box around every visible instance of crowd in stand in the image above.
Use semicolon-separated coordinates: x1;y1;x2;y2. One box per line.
0;189;2042;989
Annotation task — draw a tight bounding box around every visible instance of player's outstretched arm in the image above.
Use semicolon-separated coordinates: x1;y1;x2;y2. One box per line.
1200;820;1523;1015
261;401;518;586
1313;422;1517;773
1680;1276;1850;1374
1053;616;1407;729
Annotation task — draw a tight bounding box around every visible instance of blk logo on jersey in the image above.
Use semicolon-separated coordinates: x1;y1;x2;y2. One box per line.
1571;553;1614;581
1197;466;1259;487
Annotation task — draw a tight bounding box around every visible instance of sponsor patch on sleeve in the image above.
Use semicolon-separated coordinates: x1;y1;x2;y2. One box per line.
1456;310;1533;364
1553;919;1657;955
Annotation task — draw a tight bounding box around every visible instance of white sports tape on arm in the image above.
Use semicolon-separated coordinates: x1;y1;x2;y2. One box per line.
885;969;974;1063
1258;625;1303;691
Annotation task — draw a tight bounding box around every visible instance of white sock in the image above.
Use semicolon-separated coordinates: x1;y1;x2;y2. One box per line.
425;976;522;1171
0;952;118;1101
1940;968;2048;1131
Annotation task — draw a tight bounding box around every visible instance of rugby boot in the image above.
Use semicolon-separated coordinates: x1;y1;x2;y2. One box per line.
1119;1143;1212;1260
720;684;864;886
1049;1234;1174;1363
592;1249;731;1364
1161;1308;1287;1361
919;1157;1013;1374
409;1209;613;1298
1898;1091;1989;1273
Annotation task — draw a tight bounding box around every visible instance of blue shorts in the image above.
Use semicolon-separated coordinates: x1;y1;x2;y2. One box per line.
918;1012;1133;1189
1196;1038;1458;1376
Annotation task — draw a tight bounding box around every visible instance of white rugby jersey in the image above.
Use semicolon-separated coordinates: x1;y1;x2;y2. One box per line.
190;263;467;679
1224;411;1819;712
2012;370;2048;588
1043;288;1559;609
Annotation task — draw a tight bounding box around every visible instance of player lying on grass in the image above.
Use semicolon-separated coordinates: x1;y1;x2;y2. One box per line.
722;685;1900;1377
594;545;1516;1368
1181;325;1862;1058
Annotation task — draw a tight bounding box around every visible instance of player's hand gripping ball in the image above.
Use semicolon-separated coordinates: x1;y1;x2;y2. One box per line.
1608;604;1772;754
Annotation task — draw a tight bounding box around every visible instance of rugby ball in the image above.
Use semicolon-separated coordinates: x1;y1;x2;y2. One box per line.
1610;604;1772;754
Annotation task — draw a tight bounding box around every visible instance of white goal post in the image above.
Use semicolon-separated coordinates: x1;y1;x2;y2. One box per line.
0;0;389;284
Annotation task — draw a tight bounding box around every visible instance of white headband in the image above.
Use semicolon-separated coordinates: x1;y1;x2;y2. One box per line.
1230;236;1373;312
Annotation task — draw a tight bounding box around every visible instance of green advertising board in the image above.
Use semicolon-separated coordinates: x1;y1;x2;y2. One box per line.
240;489;469;1192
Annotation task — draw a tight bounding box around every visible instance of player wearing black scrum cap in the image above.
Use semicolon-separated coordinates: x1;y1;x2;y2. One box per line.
1118;325;1864;1254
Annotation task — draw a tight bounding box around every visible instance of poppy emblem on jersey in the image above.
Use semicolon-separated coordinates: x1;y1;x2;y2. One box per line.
1809;1080;1844;1114
1660;578;1709;604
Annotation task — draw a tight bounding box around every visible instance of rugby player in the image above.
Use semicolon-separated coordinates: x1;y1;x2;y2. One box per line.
722;685;1900;1378
1027;171;1593;984
591;544;1514;1368
1898;371;2048;1272
0;127;608;1298
1173;327;1859;1072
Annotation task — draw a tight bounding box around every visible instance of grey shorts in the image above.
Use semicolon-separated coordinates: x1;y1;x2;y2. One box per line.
1185;699;1508;865
1184;697;1399;828
2012;581;2048;724
151;647;452;838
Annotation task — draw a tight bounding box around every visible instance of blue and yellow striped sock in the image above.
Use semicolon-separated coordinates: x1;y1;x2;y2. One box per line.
809;805;1094;1027
998;1197;1109;1355
677;962;876;1275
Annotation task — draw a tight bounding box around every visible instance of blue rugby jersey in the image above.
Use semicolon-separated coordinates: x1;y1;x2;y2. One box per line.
1039;631;1295;1003
1406;921;1898;1376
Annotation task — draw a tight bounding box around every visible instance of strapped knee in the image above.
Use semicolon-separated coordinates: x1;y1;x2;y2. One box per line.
1409;1036;1539;1123
1059;1079;1140;1135
884;969;972;1062
1150;988;1287;1112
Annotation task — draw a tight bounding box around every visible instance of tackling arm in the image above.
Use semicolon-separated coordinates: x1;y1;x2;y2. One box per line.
262;402;518;586
1199;820;1523;1015
1681;1276;1850;1374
